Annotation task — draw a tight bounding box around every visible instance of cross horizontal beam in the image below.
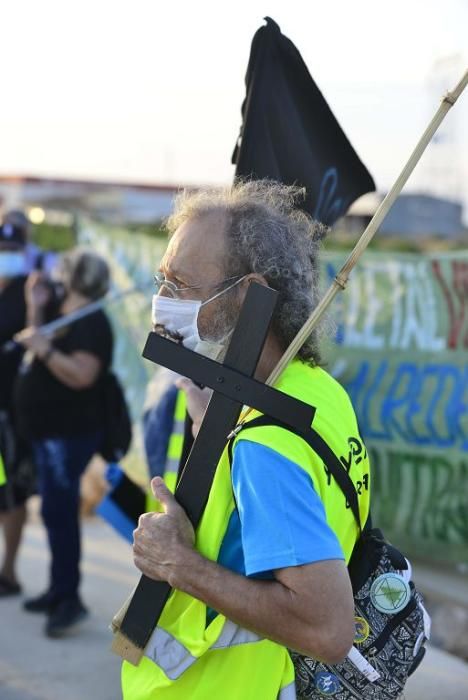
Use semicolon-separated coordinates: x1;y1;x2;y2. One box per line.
142;333;315;434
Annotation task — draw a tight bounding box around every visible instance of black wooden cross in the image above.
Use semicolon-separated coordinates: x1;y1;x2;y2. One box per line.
112;282;315;663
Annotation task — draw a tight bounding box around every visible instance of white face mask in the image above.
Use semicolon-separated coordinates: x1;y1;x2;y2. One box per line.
151;275;246;359
0;252;26;278
152;296;202;349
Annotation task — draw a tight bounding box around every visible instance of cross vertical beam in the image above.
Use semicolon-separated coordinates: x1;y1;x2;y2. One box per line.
112;282;279;663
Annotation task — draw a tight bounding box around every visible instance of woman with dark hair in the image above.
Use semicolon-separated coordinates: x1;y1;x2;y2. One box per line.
14;248;114;638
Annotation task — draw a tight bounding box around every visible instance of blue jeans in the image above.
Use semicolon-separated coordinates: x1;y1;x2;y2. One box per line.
33;433;101;600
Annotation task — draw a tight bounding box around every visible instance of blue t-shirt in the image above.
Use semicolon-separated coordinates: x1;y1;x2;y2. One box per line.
207;440;344;622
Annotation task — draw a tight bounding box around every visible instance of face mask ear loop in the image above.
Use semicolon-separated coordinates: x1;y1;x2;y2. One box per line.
200;275;248;308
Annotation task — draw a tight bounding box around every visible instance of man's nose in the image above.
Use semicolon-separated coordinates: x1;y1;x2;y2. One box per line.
158;285;175;299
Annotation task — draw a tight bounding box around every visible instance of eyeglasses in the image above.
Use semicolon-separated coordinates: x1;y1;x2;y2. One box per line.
153;272;242;299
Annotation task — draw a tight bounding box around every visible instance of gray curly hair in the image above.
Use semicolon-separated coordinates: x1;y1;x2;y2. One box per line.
167;180;328;365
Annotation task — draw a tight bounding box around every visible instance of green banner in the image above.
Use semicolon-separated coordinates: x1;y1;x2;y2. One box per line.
79;223;164;481
324;251;467;563
80;223;467;563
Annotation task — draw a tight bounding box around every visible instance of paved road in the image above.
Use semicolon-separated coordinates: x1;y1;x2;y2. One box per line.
1;518;467;699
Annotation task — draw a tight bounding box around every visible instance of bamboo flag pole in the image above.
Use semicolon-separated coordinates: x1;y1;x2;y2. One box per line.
264;69;467;389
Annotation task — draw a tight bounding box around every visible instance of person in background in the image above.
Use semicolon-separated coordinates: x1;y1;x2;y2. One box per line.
14;248;113;638
0;220;33;598
2;209;57;274
143;370;189;494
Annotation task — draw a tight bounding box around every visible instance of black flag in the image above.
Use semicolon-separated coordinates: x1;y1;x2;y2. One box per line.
232;17;376;226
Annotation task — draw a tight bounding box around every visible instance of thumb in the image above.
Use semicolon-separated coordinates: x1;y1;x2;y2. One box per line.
151;477;178;513
175;377;192;393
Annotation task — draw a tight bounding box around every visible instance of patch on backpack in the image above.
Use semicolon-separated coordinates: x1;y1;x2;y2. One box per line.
370;573;411;614
354;616;370;644
315;672;341;695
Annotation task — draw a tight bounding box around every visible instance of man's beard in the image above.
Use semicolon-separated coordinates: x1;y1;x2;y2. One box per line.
198;296;240;360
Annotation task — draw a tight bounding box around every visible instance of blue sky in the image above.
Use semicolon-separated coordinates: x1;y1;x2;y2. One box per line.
1;0;467;217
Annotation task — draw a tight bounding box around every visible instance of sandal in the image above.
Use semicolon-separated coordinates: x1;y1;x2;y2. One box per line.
0;574;21;597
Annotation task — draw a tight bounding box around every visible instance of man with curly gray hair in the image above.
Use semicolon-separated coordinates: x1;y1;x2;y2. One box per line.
127;180;371;700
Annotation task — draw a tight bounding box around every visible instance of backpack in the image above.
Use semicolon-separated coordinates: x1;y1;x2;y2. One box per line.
227;415;431;700
99;371;132;463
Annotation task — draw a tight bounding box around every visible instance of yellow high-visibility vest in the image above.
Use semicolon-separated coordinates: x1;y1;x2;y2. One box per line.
123;360;371;699
146;389;186;512
0;453;6;486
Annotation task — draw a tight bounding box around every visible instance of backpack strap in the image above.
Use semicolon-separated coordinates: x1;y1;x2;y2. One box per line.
227;414;362;532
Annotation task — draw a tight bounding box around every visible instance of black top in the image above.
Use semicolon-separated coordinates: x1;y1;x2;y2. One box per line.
0;276;27;412
14;309;113;440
